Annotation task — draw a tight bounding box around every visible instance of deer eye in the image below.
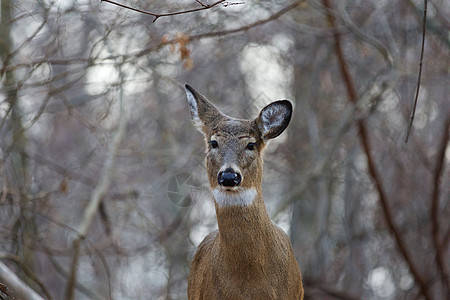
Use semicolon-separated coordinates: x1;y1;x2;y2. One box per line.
246;142;256;150
209;140;218;149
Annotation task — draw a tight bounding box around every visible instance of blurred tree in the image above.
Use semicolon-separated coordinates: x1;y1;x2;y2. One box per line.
0;0;448;299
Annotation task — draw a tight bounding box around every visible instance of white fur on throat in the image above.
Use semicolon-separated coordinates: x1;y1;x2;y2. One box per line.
212;188;257;207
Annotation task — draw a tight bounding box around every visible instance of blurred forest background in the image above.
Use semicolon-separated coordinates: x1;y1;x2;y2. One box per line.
0;0;449;299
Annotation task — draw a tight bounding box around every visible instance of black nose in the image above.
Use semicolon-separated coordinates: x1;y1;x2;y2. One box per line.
218;168;241;187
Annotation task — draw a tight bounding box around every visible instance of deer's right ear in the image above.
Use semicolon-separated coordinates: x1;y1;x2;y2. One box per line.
185;84;223;134
255;100;293;141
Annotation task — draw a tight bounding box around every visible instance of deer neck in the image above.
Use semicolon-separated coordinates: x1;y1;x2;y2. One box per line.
213;188;277;272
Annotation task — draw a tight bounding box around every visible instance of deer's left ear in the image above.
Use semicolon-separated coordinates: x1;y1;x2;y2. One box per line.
255;100;293;140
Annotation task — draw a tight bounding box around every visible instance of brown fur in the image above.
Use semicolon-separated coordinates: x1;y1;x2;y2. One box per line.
185;85;303;300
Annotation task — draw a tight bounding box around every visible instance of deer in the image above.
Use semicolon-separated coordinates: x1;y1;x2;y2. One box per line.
184;85;303;300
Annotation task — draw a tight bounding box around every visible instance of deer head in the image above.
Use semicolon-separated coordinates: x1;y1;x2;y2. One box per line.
185;84;292;207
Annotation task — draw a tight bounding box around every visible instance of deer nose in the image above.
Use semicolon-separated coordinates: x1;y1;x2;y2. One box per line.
218;168;241;187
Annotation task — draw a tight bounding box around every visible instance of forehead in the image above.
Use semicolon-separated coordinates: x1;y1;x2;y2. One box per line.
210;119;258;138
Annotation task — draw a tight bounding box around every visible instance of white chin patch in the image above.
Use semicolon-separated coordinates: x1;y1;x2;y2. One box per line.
212;188;257;207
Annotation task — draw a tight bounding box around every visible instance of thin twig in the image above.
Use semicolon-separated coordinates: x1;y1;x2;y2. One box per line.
405;0;428;143
322;1;432;299
196;0;208;8
101;0;228;22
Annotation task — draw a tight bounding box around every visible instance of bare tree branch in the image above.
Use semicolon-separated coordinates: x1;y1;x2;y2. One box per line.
64;72;127;300
275;102;357;215
1;1;302;76
187;0;304;40
133;0;305;60
431;115;450;295
322;1;431;299
404;0;450;49
0;253;53;300
405;0;428;143
335;2;394;68
0;261;45;300
41;245;102;300
101;0;230;22
275;68;396;215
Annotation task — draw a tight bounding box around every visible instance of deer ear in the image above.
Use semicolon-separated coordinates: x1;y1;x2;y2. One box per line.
256;100;293;140
185;84;224;134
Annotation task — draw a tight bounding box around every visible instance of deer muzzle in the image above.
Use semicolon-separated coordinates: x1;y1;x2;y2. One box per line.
218;167;242;187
